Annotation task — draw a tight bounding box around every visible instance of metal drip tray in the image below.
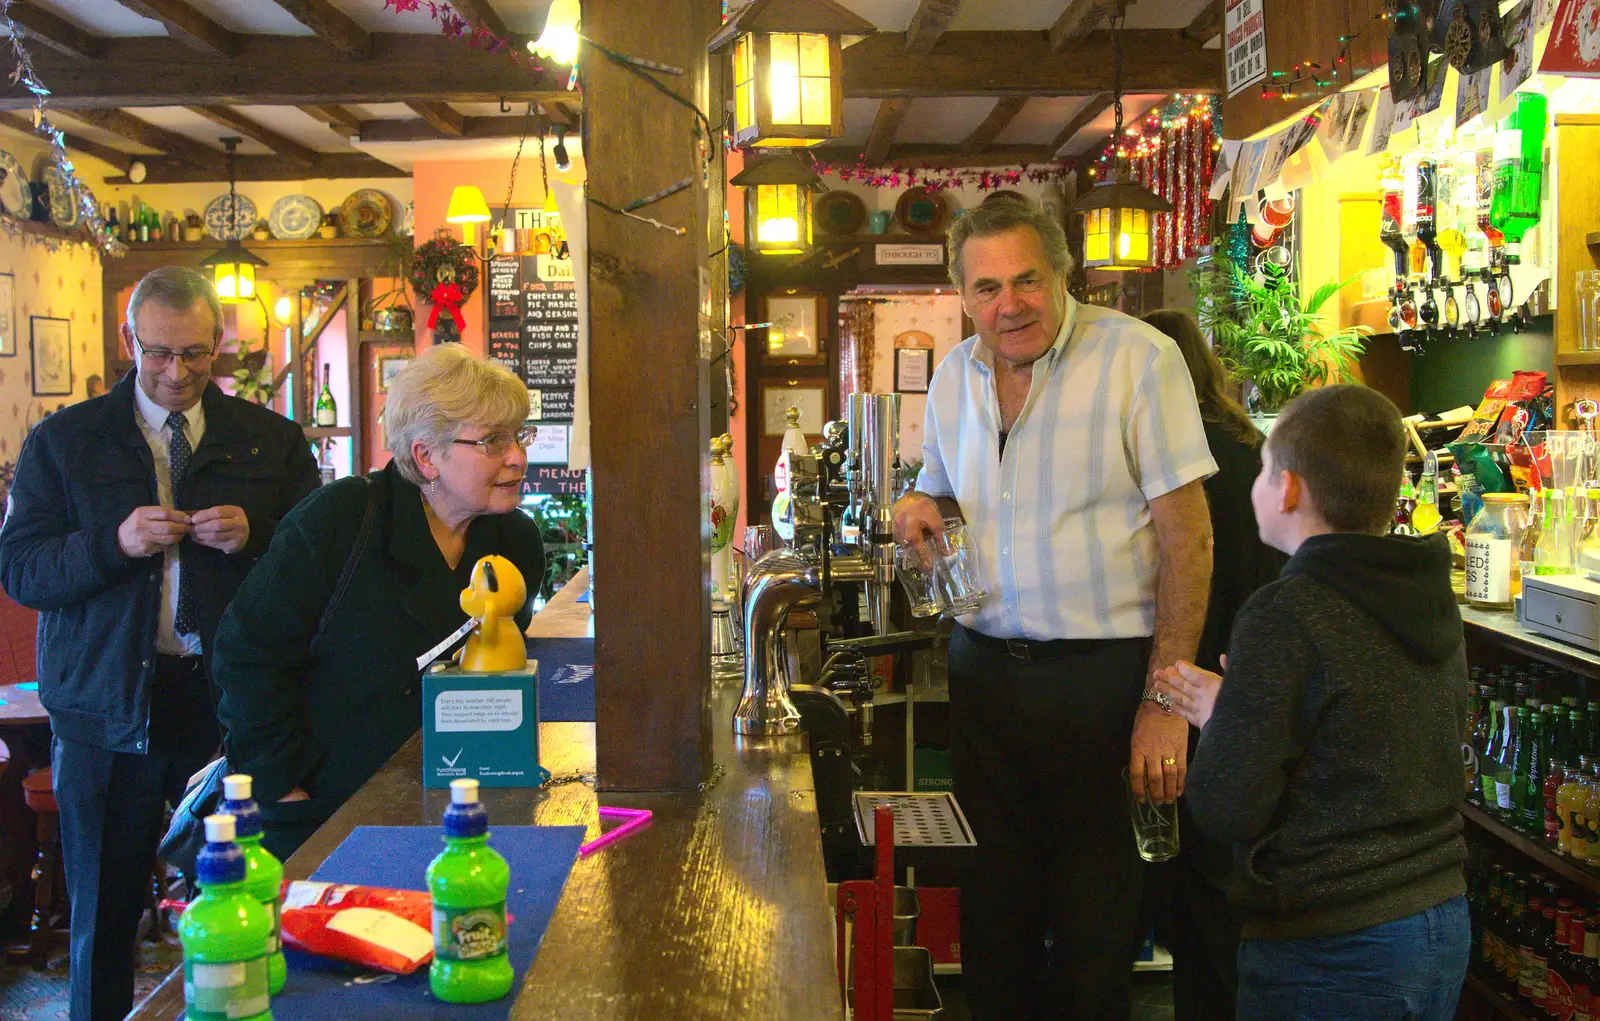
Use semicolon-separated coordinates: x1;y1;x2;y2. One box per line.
854;792;976;848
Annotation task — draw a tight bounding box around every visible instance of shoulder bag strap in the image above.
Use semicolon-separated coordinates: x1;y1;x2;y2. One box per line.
310;476;377;654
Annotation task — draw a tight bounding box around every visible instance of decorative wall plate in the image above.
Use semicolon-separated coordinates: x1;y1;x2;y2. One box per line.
35;158;77;229
813;190;866;236
894;186;947;236
339;189;393;238
268;194;323;240
0;151;29;218
204;193;257;241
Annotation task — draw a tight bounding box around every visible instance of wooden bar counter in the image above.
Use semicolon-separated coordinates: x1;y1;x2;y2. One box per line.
129;569;844;1020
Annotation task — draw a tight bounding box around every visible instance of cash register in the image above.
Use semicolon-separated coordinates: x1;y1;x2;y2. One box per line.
1521;545;1600;651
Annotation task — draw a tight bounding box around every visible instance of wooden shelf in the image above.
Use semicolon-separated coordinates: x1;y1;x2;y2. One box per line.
2;214;90;244
1464;971;1534;1021
117;236;400;252
301;426;352;439
1461;803;1600;896
1558;352;1600;366
357;330;414;345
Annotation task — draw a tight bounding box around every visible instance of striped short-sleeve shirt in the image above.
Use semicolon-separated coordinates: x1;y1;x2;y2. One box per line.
917;296;1217;641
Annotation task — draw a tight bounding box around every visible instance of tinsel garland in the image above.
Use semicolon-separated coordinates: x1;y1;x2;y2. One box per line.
807;157;1072;193
0;1;122;256
1105;109;1216;270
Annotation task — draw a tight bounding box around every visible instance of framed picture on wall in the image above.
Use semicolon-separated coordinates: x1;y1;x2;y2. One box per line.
378;355;412;392
761;293;825;366
894;347;933;394
0;273;14;356
762;383;826;436
30;315;70;395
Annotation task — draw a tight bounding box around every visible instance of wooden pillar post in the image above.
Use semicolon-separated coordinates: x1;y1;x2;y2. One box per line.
586;0;721;789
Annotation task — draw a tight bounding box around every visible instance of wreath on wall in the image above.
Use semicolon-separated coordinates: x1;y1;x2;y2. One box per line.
411;230;480;343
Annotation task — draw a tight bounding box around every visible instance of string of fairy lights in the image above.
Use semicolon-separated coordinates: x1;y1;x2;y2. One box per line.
1257;3;1402;102
1084;94;1222;179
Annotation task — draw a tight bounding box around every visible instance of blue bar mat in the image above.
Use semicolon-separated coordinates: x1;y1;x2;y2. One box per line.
529;637;594;722
575;588;589;603
272;824;586;1020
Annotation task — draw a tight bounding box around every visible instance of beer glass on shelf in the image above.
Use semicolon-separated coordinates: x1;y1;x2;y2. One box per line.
1577;271;1600;352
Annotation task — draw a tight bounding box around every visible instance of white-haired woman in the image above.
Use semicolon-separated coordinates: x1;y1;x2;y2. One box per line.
213;344;544;858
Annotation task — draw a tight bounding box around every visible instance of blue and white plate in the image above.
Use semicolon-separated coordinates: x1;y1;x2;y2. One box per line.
268;193;322;240
204;193;257;241
0;150;28;217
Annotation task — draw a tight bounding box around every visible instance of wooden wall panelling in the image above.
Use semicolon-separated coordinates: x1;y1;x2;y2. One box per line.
1554;116;1600;421
1219;0;1388;142
587;0;717;791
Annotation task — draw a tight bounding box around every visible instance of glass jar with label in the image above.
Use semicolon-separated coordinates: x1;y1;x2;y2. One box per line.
1466;492;1531;608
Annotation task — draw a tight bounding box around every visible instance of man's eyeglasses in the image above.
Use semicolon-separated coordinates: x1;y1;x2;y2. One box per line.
133;334;217;367
452;426;538;459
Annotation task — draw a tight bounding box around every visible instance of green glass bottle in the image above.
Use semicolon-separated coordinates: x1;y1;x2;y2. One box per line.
1481;698;1506;807
222;775;285;995
1522;709;1551;834
178;814;274;1021
1490;91;1548;263
427;779;513;1004
1495;703;1520;820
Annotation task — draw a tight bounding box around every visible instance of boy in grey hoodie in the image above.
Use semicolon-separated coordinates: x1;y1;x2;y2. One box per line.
1154;384;1469;1021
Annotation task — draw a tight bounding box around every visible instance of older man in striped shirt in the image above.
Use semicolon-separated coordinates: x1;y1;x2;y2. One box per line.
893;198;1216;1020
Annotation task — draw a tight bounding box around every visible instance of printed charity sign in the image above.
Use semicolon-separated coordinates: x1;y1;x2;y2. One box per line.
1225;0;1267;97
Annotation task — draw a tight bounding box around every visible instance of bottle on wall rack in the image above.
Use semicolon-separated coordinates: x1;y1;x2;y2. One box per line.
314;363;337;427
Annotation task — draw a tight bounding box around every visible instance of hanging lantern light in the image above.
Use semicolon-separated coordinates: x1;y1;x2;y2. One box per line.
1070;16;1173;271
729;153;821;256
708;0;874;148
529;0;580;67
199;137;268;302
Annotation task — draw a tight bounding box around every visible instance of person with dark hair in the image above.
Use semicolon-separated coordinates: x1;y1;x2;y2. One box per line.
85;374;106;399
1155;384;1470;1021
1140;308;1283;1021
0;266;320;1021
894;198;1217;1018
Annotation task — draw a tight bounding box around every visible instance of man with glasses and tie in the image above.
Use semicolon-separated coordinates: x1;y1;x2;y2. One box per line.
0;266;319;1021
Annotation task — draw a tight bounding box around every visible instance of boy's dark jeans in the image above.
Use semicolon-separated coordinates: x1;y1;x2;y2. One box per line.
1235;896;1470;1021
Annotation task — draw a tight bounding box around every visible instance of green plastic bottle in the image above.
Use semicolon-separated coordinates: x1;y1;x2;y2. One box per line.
178;814;274;1021
428;778;513;1003
222;775;286;995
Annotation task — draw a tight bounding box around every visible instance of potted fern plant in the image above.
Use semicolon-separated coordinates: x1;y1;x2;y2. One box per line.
1192;255;1371;415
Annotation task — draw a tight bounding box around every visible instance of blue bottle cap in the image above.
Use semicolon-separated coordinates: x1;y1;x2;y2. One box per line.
197;814;246;885
443;779;488;838
221;774;263;839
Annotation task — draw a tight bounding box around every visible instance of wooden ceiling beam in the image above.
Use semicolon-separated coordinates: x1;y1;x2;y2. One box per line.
354;115;547;143
262;0;372;58
109;0;242;58
1182;0;1224;44
103;153;409;185
863;98;912;164
448;0;511;44
960;96;1026;154
0;112;131;172
299;104;362;135
8;2;104;60
0;35;571;109
1048;0;1115;52
904;0;961;55
815;142;1056;169
542;102;577;130
1049;91;1113;155
407;101;467;137
842;30;1221;97
68;108;223;168
188;106;320;167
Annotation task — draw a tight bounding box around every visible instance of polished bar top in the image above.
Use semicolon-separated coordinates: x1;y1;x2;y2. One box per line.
129;568;843;1020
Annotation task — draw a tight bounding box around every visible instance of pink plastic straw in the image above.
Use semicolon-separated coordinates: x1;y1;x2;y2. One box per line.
578;806;652;857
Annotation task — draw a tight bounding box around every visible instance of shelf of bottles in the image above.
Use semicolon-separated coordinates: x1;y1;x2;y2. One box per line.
1379;93;1548;355
1464;655;1600;1020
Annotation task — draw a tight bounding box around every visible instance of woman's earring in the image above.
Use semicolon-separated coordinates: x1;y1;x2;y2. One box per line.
430;477;439;497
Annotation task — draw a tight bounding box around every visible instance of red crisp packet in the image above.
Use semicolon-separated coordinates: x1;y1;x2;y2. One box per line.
279;880;435;975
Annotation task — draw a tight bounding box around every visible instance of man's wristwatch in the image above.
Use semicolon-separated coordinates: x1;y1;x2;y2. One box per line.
1141;685;1173;712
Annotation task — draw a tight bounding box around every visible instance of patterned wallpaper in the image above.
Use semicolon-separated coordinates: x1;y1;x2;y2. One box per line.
0;234;104;501
870;294;965;462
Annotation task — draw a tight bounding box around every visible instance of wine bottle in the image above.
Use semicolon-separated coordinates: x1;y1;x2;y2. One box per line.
315;363;337;427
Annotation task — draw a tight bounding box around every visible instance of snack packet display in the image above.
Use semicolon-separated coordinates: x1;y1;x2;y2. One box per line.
279;880;436;975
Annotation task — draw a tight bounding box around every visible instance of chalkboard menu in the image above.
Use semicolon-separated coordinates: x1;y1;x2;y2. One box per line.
484;209;579;428
520;466;588;497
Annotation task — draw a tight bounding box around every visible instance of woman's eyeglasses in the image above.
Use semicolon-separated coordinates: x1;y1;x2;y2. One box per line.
452;426;538;458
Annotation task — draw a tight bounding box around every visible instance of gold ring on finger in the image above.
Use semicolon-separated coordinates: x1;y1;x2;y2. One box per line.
1162;757;1177;766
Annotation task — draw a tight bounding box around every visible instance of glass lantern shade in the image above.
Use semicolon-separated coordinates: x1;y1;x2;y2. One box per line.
751;183;811;254
1073;174;1171;271
730;31;840;147
200;240;268;303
